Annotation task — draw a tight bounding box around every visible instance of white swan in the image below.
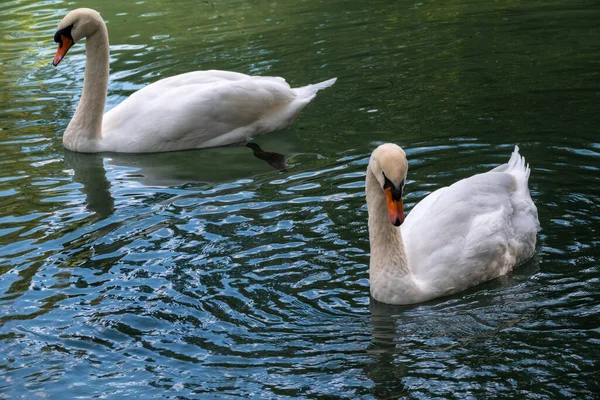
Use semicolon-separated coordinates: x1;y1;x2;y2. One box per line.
366;144;539;305
52;8;336;153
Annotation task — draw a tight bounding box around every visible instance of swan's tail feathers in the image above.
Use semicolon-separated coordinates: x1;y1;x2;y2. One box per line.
308;77;337;91
507;146;540;238
507;145;531;182
294;77;337;100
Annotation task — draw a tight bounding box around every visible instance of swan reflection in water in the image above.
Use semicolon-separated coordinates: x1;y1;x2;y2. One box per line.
364;259;540;398
63;142;288;217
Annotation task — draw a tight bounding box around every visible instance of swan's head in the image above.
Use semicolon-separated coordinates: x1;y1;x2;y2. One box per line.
368;143;408;226
53;8;104;66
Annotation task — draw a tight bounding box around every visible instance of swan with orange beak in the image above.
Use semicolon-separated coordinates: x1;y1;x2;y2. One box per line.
49;8;336;153
365;143;539;305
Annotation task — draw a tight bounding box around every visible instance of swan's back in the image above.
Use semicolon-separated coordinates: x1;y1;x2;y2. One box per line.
401;146;539;295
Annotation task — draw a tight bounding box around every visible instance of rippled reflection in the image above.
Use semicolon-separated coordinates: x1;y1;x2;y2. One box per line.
63;142;287;216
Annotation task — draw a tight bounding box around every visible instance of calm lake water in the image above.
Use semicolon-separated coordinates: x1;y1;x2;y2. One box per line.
1;0;599;398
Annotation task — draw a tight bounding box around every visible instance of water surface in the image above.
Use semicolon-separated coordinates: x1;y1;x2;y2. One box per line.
1;0;599;398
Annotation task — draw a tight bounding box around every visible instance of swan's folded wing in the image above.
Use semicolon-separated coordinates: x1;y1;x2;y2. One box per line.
402;172;518;290
101;71;295;152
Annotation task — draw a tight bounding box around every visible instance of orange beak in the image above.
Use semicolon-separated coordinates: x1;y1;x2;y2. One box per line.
53;35;73;66
385;187;405;226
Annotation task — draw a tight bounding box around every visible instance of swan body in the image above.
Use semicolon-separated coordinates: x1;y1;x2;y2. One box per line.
366;144;539;305
52;8;336;153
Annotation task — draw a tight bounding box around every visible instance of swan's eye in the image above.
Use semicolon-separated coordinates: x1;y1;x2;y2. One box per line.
382;172;403;200
382;172;392;189
54;24;75;46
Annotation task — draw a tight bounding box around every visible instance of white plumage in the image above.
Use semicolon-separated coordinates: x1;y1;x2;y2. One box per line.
52;9;336;153
100;71;335;152
366;144;539;305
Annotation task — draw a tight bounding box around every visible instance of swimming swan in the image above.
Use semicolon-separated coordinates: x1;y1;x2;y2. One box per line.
366;144;539;305
52;8;336;153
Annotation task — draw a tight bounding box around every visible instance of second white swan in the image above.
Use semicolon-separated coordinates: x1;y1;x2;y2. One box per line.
52;8;336;153
366;144;539;305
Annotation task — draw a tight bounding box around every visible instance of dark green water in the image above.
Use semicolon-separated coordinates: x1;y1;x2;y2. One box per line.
1;0;599;398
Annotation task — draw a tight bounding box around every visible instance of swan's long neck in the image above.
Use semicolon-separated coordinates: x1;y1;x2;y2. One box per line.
366;167;421;303
366;169;409;274
63;22;109;152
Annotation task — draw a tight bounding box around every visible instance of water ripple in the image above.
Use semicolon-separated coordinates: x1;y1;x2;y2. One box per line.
2;0;600;398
